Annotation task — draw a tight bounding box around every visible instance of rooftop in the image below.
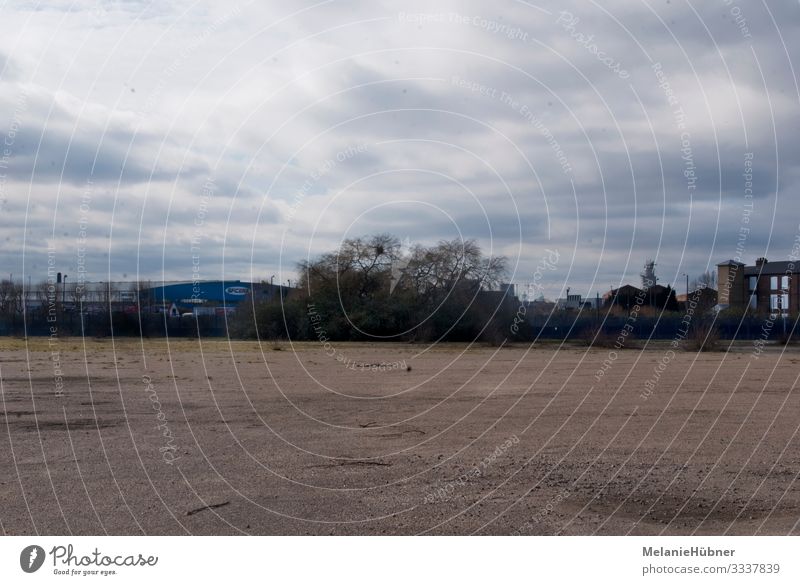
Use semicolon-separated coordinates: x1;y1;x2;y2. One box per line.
743;260;798;276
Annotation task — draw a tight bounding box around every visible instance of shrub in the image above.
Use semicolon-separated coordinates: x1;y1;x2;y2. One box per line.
683;321;722;352
577;324;617;348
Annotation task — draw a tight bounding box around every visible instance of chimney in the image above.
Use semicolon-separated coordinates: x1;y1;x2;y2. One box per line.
755;257;768;267
57;272;62;283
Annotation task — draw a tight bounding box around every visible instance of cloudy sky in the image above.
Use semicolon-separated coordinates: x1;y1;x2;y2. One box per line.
0;0;798;299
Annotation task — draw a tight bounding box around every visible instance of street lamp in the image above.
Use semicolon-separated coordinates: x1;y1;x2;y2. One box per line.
63;274;68;304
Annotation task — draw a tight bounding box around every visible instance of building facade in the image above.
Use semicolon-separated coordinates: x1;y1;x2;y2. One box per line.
676;287;718;314
717;257;798;314
18;279;290;315
145;280;290;314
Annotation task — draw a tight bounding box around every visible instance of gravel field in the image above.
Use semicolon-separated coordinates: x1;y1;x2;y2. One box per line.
1;338;799;535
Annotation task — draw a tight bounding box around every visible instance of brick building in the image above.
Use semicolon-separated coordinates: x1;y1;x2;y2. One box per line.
717;257;798;314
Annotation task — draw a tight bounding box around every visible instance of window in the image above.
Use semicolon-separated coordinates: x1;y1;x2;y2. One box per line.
771;276;779;290
749;295;757;310
770;293;789;313
749;276;757;291
782;275;790;290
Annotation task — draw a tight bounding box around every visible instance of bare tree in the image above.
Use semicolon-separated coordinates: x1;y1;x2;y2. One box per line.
693;270;718;291
34;280;53;310
299;233;401;298
0;279;12;315
401;239;507;301
299;235;507;303
9;281;23;314
0;280;25;331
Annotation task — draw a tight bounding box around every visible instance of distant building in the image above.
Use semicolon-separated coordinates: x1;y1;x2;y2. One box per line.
19;279;296;315
498;283;516;298
144;280;290;314
556;293;584;310
555;292;603;310
478;282;518;309
717;257;798;314
526;298;556;315
23;281;139;314
586;294;603;309
676;287;718;313
604;284;643;310
604;283;678;311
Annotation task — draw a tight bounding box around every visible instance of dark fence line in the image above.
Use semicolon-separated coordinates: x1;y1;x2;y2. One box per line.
0;312;230;338
526;314;796;341
0;309;796;342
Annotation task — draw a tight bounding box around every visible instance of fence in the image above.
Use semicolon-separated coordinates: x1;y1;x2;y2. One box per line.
0;309;795;342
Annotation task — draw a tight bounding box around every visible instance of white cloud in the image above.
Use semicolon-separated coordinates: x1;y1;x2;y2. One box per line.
0;0;798;296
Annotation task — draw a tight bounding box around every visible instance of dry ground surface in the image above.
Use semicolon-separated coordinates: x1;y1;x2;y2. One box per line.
1;337;799;535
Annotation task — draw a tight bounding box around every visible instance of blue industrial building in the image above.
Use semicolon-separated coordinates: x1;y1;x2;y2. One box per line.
145;280;288;315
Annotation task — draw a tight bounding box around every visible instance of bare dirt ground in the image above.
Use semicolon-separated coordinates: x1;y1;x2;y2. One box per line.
1;337;799;535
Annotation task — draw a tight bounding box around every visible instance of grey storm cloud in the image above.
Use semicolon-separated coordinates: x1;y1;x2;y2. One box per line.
0;90;209;185
0;0;798;297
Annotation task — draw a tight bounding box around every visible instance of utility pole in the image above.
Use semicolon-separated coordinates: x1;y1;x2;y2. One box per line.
596;291;600;321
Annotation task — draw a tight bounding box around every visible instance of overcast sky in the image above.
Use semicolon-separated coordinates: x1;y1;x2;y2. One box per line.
0;0;798;299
